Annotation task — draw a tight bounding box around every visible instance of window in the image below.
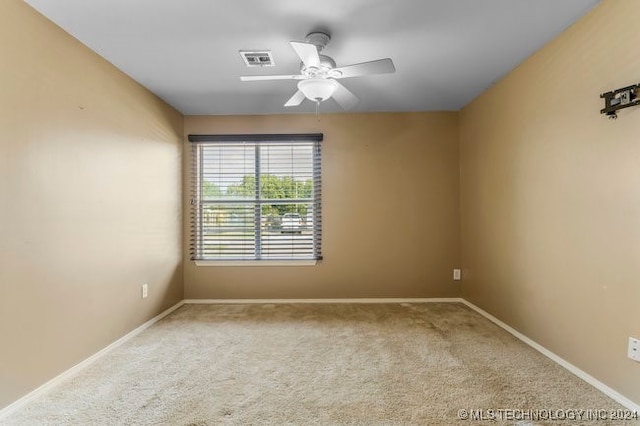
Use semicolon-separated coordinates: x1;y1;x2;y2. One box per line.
189;134;322;262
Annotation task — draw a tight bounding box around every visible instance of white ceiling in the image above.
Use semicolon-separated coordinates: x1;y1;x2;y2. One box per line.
25;0;600;115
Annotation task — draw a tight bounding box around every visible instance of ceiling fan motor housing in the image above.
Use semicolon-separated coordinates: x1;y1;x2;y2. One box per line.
300;54;337;77
299;32;338;78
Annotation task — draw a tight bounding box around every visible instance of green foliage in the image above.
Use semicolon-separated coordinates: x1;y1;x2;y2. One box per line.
202;181;222;198
226;174;313;217
226;175;255;198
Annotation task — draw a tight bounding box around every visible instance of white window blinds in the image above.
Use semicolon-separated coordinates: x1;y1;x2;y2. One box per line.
189;134;322;261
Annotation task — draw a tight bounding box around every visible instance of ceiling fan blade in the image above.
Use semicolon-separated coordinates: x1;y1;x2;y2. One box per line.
332;81;359;110
332;58;396;79
290;41;320;68
240;75;303;81
284;90;306;107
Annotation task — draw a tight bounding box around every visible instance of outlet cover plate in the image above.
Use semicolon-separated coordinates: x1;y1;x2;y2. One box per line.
453;269;461;281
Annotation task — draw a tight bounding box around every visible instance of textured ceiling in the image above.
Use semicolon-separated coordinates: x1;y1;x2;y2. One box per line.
24;0;600;115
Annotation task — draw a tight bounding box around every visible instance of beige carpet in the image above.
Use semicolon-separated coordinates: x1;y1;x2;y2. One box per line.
3;303;630;425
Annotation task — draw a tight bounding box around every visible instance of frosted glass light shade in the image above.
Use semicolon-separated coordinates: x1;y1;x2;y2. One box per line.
298;78;339;102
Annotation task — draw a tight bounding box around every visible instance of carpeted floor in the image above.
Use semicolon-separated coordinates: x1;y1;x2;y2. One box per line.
3;303;631;425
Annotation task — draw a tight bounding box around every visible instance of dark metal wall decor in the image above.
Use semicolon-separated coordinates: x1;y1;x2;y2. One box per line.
600;83;640;119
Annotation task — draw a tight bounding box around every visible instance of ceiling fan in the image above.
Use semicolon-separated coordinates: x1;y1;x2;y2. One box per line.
240;32;396;110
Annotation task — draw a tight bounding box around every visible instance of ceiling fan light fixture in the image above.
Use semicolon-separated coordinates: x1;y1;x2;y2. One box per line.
298;78;339;102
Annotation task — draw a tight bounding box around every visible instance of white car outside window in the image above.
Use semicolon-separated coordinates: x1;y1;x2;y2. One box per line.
281;213;302;233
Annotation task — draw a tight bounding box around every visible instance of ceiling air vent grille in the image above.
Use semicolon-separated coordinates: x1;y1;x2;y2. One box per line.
239;51;274;67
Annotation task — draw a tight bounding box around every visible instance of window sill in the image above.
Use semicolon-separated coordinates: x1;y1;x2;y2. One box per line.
194;260;318;267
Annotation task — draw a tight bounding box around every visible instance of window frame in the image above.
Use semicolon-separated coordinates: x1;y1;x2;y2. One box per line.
188;133;323;264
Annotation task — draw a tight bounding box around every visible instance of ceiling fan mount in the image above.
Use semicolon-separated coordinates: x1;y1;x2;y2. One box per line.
304;32;331;52
240;30;396;110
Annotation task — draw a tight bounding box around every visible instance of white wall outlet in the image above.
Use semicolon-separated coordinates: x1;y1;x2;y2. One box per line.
141;284;148;299
453;268;462;281
628;337;640;362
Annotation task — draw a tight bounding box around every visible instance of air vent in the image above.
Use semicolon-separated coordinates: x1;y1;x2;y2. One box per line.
239;50;275;67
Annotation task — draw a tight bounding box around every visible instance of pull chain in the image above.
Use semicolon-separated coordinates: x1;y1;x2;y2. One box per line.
315;100;320;122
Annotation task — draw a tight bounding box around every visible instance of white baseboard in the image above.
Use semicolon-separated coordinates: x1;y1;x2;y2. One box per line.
0;300;185;421
184;297;464;304
460;299;640;413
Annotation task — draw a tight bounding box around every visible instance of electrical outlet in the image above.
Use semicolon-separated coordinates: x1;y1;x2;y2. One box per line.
453;268;461;281
628;337;640;362
141;284;148;299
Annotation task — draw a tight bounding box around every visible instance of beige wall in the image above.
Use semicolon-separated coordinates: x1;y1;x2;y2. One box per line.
460;0;640;404
184;113;461;299
0;1;184;409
